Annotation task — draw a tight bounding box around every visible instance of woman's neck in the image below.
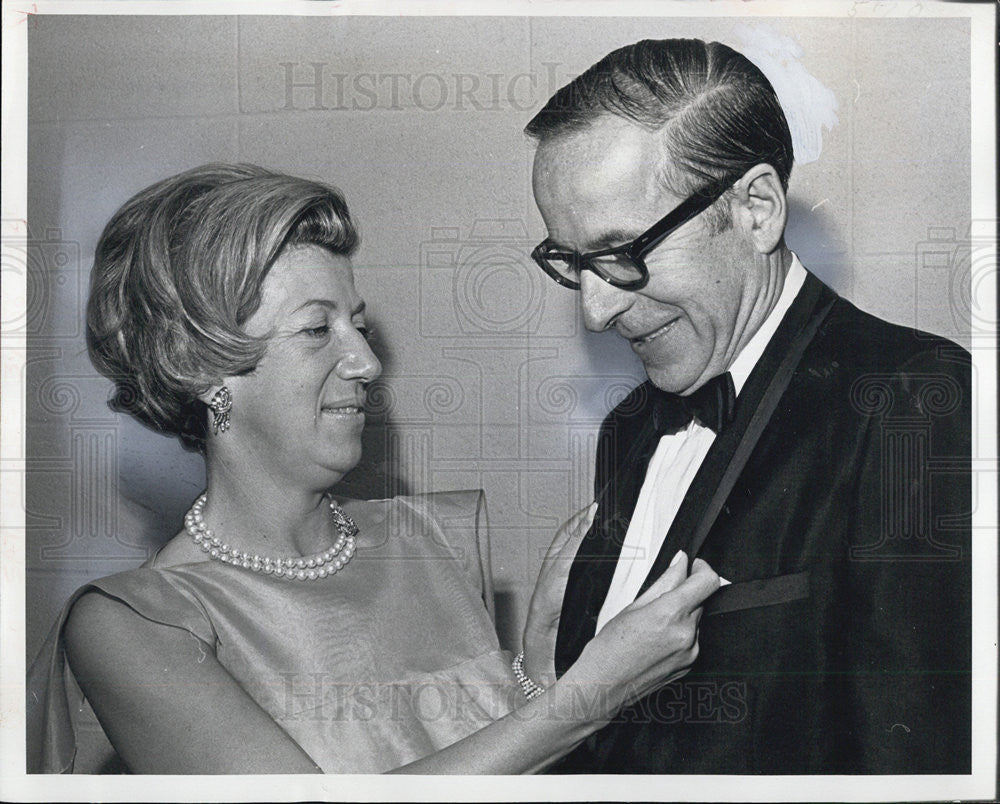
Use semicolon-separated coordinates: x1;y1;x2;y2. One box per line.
198;459;340;559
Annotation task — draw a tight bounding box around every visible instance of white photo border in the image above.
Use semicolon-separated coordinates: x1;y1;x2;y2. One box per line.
1;1;995;801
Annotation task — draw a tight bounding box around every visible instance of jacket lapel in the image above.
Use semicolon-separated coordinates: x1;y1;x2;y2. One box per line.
636;272;837;596
556;272;838;675
554;382;663;675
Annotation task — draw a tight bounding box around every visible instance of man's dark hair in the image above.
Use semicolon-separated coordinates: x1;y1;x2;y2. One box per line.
525;39;794;230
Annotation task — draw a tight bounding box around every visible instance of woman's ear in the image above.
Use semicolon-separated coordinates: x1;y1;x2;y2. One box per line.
733;164;788;255
200;384;233;436
197;381;224;407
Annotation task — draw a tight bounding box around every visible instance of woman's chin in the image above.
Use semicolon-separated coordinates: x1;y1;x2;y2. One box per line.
314;444;364;483
317;410;367;449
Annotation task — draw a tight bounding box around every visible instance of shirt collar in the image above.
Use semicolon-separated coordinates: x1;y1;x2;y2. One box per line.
728;252;807;395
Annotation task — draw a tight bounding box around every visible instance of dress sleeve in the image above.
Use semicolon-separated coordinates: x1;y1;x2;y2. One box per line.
395;490;494;623
26;569;216;773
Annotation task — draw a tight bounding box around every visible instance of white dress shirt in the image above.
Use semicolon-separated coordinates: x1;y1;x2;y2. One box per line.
594;255;807;633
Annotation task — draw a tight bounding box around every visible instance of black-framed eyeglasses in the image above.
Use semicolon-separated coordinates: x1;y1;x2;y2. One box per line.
531;182;731;291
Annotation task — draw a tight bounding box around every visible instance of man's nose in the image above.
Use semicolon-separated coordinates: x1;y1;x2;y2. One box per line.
580;270;633;332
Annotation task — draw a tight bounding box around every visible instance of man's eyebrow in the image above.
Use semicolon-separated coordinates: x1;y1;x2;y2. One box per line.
544;227;640;252
583;227;642;250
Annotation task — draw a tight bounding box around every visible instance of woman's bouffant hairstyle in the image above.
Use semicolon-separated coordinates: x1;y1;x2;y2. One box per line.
86;163;359;452
525;39;794;233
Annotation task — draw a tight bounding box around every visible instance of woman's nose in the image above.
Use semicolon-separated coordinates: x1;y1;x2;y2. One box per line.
580;271;633;332
337;337;382;382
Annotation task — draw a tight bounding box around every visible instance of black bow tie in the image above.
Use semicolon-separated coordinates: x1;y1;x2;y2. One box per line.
653;372;737;435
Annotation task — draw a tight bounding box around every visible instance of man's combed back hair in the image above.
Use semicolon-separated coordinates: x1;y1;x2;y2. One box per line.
525;38;794;222
86;163;358;452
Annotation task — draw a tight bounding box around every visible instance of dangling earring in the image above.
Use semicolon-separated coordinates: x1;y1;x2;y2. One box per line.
209;386;233;434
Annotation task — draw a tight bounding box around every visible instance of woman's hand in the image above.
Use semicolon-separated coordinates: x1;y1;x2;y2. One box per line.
564;551;720;715
522;502;598;688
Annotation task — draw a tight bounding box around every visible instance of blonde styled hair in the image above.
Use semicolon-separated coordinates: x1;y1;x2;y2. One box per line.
86;163;358;451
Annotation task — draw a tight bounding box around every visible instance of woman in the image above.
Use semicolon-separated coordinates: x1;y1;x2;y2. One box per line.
27;164;719;774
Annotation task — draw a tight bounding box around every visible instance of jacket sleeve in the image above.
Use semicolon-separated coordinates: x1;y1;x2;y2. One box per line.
841;346;971;773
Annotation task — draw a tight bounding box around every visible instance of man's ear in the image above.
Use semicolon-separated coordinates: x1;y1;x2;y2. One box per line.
733;164;787;255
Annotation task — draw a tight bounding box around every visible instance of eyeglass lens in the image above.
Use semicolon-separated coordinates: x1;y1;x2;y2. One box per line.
540;250;643;285
586;253;644;283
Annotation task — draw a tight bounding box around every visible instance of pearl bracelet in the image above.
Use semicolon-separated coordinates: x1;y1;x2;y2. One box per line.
512;650;545;701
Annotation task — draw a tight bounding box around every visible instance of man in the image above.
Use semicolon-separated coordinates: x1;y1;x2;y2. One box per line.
525;39;970;773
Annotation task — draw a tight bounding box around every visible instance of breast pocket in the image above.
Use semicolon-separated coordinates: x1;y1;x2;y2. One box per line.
704;570;811;616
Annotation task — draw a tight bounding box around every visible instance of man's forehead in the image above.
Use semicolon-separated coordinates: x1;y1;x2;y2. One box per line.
531;118;679;246
533;117;666;204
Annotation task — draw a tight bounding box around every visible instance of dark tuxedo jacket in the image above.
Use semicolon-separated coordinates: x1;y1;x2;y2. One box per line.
554;271;971;774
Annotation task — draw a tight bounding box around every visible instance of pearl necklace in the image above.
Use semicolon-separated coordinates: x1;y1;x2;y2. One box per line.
184;493;358;580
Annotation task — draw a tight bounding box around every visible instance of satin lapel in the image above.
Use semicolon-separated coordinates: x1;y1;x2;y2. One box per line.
555;383;662;676
637;273;838;597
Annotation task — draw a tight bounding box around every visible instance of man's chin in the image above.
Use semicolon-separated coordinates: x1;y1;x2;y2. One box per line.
642;365;701;396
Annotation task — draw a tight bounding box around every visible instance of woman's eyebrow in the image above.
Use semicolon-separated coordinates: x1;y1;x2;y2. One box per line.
291;299;335;313
290;299;367;316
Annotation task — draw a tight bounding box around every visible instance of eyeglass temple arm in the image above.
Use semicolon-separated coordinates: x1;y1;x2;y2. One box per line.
629;191;723;256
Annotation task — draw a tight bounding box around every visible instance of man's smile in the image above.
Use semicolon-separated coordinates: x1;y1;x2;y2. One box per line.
626;316;682;348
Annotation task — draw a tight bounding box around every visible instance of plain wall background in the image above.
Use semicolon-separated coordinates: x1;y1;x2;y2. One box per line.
24;14;972;661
